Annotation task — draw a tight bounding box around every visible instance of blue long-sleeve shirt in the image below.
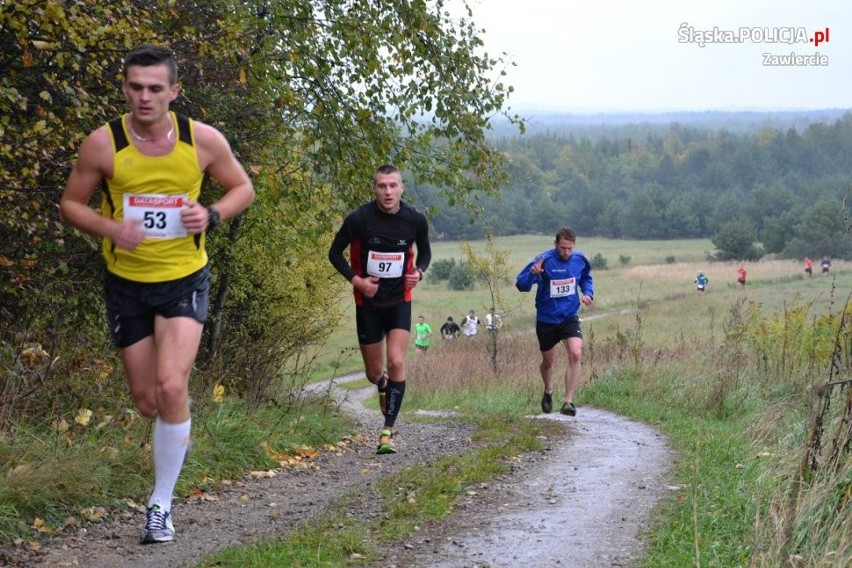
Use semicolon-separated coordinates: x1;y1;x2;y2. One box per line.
516;249;594;324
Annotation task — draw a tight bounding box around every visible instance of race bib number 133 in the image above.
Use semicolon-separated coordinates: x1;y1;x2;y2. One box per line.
550;277;576;298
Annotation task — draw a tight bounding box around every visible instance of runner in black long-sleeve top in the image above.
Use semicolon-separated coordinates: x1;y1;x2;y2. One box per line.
328;164;431;454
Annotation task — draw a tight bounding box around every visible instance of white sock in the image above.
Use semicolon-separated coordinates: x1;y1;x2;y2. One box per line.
148;417;191;512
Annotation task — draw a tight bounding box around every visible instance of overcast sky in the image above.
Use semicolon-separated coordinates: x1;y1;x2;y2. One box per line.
457;0;850;112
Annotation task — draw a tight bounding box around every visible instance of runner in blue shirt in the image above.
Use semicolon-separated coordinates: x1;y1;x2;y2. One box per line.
516;227;594;417
694;272;709;293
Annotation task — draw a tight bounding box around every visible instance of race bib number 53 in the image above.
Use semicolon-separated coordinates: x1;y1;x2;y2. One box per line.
123;193;188;239
550;277;576;298
366;251;404;278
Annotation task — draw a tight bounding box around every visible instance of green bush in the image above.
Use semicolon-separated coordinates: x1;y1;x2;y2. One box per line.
428;258;458;281
591;253;608;270
618;254;631;266
448;264;475;290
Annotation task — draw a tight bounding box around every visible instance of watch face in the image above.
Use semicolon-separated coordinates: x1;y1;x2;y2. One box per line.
208;208;220;229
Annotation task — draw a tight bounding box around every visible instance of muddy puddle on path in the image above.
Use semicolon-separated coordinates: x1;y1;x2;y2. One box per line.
393;408;674;568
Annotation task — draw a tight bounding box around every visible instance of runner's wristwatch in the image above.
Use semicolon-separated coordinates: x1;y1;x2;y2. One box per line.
207;207;221;231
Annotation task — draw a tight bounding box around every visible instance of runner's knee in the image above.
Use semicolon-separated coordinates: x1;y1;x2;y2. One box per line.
387;357;405;379
134;398;158;419
157;376;189;407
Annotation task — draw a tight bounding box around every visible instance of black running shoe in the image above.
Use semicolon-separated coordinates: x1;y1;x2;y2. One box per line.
560;401;577;417
541;391;553;414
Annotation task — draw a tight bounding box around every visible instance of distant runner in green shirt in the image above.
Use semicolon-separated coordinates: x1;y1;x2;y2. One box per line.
414;315;433;353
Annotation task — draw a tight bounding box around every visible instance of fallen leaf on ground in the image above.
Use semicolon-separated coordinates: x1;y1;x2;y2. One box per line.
249;470;277;479
74;408;93;426
81;507;107;522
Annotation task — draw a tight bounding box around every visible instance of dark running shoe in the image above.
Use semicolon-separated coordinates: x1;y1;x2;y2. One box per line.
541;391;553;414
376;429;396;454
140;505;174;544
560;401;577;417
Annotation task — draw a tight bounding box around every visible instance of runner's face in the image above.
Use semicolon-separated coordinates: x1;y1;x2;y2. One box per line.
122;64;179;125
373;172;404;213
554;237;575;260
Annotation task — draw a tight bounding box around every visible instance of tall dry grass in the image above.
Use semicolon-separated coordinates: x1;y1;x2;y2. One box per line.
406;331;543;408
743;294;852;567
625;259;841;288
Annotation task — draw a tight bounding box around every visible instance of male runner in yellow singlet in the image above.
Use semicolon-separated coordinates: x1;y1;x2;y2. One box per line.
60;45;254;545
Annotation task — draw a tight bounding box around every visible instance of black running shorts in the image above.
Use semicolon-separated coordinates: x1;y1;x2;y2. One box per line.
104;266;211;348
355;302;412;345
536;316;582;352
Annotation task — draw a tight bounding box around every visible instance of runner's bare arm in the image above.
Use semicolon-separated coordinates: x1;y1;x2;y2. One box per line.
60;127;146;250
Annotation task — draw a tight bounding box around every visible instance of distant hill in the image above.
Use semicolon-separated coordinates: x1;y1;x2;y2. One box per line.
489;109;852;139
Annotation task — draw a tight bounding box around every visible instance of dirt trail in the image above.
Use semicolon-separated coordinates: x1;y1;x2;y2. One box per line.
378;409;673;567
22;374;672;568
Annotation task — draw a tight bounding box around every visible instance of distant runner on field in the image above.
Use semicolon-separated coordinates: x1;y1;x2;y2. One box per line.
695;272;709;293
737;265;747;287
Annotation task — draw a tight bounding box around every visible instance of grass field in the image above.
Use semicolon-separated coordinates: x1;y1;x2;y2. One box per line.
314;235;850;378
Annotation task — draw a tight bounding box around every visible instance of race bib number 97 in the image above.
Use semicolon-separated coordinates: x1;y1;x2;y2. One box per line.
366;251;404;278
123;193;188;239
550;277;576;298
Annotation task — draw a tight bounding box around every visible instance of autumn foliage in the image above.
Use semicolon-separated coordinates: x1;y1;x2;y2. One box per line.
0;0;519;423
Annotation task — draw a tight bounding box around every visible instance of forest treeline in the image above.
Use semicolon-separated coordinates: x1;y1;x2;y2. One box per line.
414;114;852;261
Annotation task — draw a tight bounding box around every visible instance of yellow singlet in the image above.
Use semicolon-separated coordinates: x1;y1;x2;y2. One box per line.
100;112;206;283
